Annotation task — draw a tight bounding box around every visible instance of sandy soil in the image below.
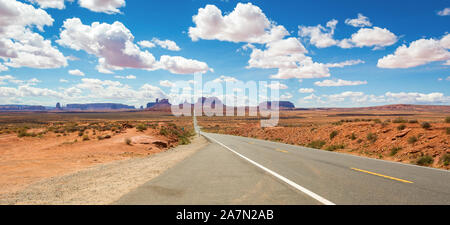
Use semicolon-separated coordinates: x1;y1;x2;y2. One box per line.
0;126;180;196
0;135;207;205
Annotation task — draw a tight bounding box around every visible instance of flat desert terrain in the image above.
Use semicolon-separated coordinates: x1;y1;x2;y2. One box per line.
0;111;195;201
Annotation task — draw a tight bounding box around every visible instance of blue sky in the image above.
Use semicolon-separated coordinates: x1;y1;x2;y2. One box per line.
0;0;449;107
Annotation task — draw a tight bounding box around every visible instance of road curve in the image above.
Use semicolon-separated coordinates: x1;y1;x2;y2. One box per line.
115;130;450;205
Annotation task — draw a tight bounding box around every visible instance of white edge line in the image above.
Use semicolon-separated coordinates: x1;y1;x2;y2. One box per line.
201;132;336;206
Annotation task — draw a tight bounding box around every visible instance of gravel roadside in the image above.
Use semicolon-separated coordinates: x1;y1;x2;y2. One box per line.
0;136;209;205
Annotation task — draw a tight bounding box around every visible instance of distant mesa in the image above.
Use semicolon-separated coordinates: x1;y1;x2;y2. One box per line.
259;101;296;110
0;105;46;111
146;98;172;111
66;103;135;111
196;97;223;108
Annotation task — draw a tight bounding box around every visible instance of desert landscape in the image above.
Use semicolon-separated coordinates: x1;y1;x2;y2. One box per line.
0;111;196;201
199;105;450;170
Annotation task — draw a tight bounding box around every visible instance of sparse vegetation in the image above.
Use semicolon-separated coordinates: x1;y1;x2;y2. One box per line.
326;144;345;151
350;133;357;140
330;130;338;140
393;118;408;123
445;116;450;123
125;138;132;145
397;124;406;131
179;136;191;145
17;129;38;138
136;124;147;132
421;122;431;129
416;155;434;166
82;135;89;141
390;147;402;156
408;136;418;144
442;154;450;166
367;132;377;143
409;119;418;124
307;140;326;149
447;127;450;135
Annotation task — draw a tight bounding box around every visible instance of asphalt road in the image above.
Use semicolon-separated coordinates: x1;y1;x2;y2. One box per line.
116;118;450;205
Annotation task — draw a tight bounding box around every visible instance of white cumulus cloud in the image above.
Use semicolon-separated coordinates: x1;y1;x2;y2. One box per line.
437;8;450;16
26;0;66;9
0;0;67;69
378;34;450;68
57;18;209;74
68;69;85;76
299;19;397;49
298;88;315;93
314;79;368;87
345;13;372;27
78;0;125;14
189;2;289;44
265;83;288;90
298;19;338;48
152;38;180;51
158;55;210;74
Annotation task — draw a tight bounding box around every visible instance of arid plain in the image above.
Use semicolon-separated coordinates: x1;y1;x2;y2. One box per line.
0;111;195;197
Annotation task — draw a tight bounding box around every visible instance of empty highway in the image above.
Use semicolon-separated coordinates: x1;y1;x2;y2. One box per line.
116;126;450;204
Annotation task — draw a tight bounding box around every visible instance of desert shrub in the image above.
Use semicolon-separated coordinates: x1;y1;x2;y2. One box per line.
159;127;169;136
332;121;343;126
330;130;338;140
390;147;402;156
439;154;450;166
350;133;357;140
416;155;434;166
179;136;191;145
17;129;28;138
408;136;418;144
17;129;37;138
421;122;431;129
97;136;104;140
441;154;450;166
307;140;326;149
125;138;132;145
78;131;84;137
397;124;406;131
445;117;450;123
103;135;111;139
373;119;382;124
367;133;378;143
357;139;363;143
136;124;147;132
447;127;450;135
82;135;89;141
409;119;418;124
393;118;408;123
326;144;345;151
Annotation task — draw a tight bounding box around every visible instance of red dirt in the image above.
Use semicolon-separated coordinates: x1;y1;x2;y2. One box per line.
199;110;450;169
0;126;183;195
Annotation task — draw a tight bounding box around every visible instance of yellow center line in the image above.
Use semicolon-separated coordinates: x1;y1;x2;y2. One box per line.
275;149;289;153
351;168;413;184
